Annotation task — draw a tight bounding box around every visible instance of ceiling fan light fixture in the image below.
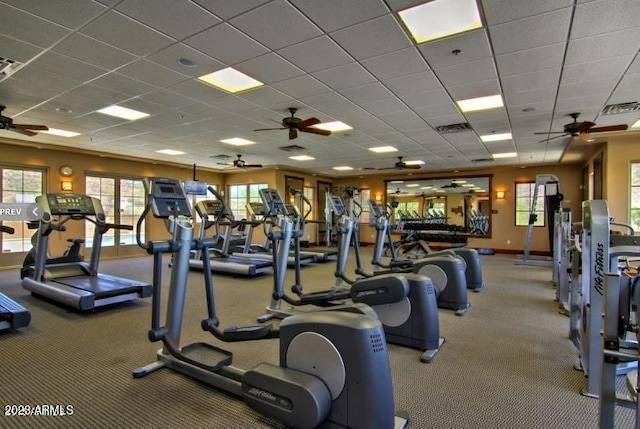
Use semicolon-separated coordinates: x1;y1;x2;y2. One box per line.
42;128;80;137
312;121;352;132
369;146;398;153
398;0;482;44
457;94;504;112
480;132;512;142
289;155;315;161
220;137;256;146
198;67;263;94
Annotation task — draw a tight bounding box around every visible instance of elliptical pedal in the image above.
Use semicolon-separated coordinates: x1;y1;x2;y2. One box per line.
181;343;233;372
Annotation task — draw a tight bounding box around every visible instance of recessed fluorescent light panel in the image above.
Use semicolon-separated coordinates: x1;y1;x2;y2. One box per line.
312;121;353;132
632;119;640;128
480;132;512;142
406;184;420;187
457;95;504;113
332;166;353;171
404;160;425;165
369;146;398;153
198;67;263;93
398;0;482;44
42;128;80;137
289;155;315;161
462;184;475;187
156;149;185;155
390;180;404;184
97;105;150;120
492;152;517;159
220;138;256;146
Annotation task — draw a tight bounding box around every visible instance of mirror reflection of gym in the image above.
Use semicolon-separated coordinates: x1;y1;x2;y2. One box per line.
384;176;492;238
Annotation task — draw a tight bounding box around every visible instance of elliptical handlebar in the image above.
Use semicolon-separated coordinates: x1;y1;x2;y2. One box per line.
0;224;15;234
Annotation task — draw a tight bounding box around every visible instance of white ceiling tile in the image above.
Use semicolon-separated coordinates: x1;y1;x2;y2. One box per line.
168;80;227;103
489;8;572;55
140;90;196;109
361;98;409;116
561;55;633;84
277;36;352;73
414;103;461;120
236;53;305;84
299;92;354;111
331;15;412;60
146;43;225;77
566;28;640;65
313;62;376;90
506;100;555;117
183;23;269;65
0;34;43;64
193;0;271;20
2;0;107;29
557;78;618;99
382;71;441;96
30;51;107;81
435;58;497;87
80;11;175;56
209;95;259;113
401;87;452;110
496;43;565;76
624;55;640;75
0;3;71;48
66;84;133;108
505;86;557;107
291;0;388;33
117;60;191;88
468;117;511;134
342;83;396;104
448;79;501;101
481;0;573;26
92;73;157;97
607;73;640;104
419;29;492;69
361;48;429;81
116;0;221;40
271;75;332;99
237;86;293;108
3;67;82;99
425;113;468;127
230;0;322;50
52;33;137;69
502;68;561;94
572;0;640;39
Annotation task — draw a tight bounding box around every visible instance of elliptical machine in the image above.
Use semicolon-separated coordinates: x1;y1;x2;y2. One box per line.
1;225;31;331
133;177;409;429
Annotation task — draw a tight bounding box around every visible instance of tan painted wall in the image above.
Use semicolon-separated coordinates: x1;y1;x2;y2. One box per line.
603;135;640;225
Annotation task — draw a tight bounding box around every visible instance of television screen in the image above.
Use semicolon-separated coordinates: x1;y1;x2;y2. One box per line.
183;180;207;196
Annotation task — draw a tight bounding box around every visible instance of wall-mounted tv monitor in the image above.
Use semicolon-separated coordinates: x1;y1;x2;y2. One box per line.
183;180;207;196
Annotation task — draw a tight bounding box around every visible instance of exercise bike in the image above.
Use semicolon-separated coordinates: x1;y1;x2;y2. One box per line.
133;177;409;429
20;221;84;279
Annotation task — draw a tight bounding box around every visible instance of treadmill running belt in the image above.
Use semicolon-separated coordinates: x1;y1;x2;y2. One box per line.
54;276;143;299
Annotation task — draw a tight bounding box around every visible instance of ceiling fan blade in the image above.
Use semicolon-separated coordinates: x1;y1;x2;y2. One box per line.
538;134;569;143
10;128;37;137
577;121;596;133
13;124;49;131
297;117;321;129
301;127;331;136
377;167;395;171
404;165;421;169
289;129;297;140
588;124;629;133
254;127;287;131
243;164;263;168
533;131;567;135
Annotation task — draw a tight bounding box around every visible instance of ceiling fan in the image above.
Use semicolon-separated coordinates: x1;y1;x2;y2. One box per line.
217;154;263;169
441;181;461;189
0;105;49;136
377;156;421;171
535;112;628;142
254;107;331;140
389;188;408;195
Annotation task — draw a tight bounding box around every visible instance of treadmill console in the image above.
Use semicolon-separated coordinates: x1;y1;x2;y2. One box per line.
41;193;100;216
259;189;288;216
195;200;224;218
247;201;267;217
367;199;383;218
147;178;192;218
329;195;347;216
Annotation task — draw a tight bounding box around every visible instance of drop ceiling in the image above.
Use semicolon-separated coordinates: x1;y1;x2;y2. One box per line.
1;0;639;177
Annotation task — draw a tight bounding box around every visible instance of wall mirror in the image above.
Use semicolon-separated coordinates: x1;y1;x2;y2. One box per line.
384;175;492;238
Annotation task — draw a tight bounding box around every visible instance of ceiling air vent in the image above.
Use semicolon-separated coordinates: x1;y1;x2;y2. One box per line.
435;122;472;134
210;154;232;159
601;102;640;115
471;158;493;163
0;57;23;77
278;144;306;152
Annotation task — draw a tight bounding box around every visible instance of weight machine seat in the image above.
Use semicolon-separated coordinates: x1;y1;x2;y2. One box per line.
351;274;410;306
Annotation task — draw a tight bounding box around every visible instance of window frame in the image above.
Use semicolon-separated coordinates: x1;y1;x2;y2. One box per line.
514;181;546;227
630;161;640;232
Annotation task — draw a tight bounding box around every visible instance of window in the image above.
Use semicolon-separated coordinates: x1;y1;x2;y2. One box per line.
357;189;371;223
631;162;640;232
303;186;314;220
395;201;420;221
228;183;267;219
85;175;145;248
1;167;45;253
515;182;545;227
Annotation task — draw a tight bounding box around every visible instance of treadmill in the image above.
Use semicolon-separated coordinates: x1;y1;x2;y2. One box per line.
1;225;30;331
22;193;152;311
235;201;316;267
189;198;273;276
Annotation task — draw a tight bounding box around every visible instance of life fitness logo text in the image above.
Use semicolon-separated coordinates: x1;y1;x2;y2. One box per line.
594;242;605;296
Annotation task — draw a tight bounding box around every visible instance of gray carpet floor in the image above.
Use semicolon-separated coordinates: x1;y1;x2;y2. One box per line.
0;248;635;428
